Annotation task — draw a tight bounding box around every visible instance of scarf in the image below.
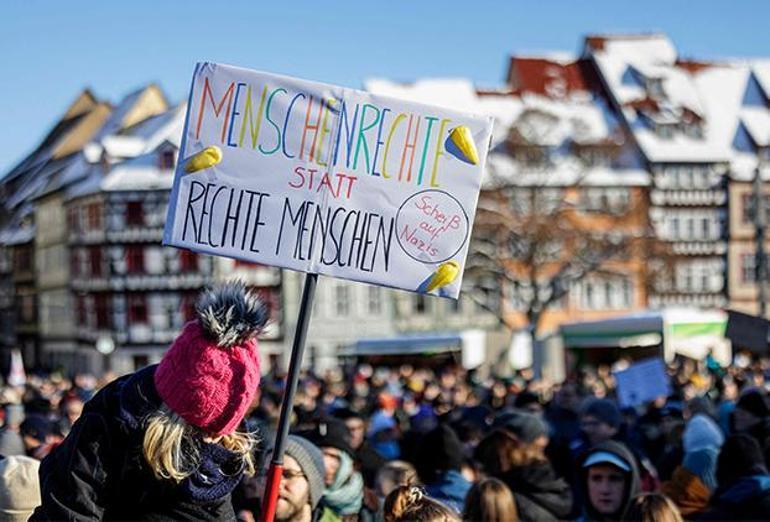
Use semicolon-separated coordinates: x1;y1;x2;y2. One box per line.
324;451;364;515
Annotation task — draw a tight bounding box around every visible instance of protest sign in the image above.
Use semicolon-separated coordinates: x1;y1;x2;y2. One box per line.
613;357;671;408
164;63;494;298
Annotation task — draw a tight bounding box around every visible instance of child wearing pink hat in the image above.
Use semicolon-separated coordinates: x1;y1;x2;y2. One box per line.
30;281;267;521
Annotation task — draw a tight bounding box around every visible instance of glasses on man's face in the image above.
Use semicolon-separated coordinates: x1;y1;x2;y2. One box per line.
282;469;306;481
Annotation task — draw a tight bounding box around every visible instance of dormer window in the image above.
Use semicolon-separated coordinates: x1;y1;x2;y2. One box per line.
159;149;176;170
647;78;665;99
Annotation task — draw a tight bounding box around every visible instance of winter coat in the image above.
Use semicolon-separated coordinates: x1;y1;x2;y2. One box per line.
424;470;472;514
498;461;573;522
31;365;246;521
661;466;711;518
700;474;770;521
579;440;641;522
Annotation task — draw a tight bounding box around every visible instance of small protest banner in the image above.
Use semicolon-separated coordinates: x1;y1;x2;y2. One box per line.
613;358;671;408
164;63;494;298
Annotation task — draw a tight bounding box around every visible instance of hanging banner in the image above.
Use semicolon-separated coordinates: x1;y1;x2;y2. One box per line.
164;63;493;298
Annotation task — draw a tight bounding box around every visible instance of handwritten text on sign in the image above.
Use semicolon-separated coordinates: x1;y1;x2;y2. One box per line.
164;63;493;298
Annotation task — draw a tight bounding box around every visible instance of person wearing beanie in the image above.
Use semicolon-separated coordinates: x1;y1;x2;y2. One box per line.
702;434;770;520
300;419;366;521
0;455;41;522
580;399;621;447
30;281;268;521
475;410;572;521
415;423;471;514
276;435;327;522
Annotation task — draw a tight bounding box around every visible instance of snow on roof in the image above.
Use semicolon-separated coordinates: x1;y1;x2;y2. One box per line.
750;60;770;98
739;106;770;146
590;33;677;65
593;40;750;163
0;224;34;246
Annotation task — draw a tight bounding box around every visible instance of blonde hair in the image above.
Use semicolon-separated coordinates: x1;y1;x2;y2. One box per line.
463;478;518;522
383;486;460;522
142;404;257;482
622;493;684;522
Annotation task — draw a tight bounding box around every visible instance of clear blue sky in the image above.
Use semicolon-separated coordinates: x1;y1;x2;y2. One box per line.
2;1;769;175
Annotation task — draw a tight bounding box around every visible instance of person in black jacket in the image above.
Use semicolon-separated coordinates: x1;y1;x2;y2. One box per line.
701;434;770;520
475;410;573;522
31;281;268;521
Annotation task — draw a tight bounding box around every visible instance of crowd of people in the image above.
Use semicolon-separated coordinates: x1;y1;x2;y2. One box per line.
0;283;769;521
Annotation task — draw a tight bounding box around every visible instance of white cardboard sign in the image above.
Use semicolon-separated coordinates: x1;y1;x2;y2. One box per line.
164;63;493;298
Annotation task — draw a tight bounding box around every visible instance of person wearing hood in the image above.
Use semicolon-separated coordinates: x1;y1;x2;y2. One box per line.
475;410;572;521
332;408;386;489
578;440;640;522
302;418;366;521
701;434;770;520
30;281;267;521
414;423;471;513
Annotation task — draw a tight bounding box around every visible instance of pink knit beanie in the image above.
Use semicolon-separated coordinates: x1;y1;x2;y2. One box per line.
154;281;267;437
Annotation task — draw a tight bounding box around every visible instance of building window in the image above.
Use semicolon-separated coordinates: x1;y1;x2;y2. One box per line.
126;201;144;227
180;250;198;272
67;207;80;233
89;247;103;277
367;286;382;315
181;292;197;322
414;295;427;314
128;294;148;324
159;149;176;170
95;294;110;329
743;254;756;283
70;249;80;277
126;246;144;274
334;285;350;316
87;203;102;231
76;295;86;325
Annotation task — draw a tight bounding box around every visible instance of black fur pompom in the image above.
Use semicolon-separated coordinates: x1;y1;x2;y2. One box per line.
196;280;268;347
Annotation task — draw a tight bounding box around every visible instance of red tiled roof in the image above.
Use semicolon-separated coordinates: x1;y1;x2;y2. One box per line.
675;59;713;74
506;57;601;96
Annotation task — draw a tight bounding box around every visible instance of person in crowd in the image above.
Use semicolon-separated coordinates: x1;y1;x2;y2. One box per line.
622;493;683;522
701;434;770;520
302;418;365;521
661;447;716;518
382;485;459;522
0;404;24;457
0;455;41;522
375;461;418;500
332;408;386;489
274;435;329;522
475;410;572;521
579;441;640;522
30;281;267;521
462;477;518;522
56;396;84;438
19;415;58;461
575;399;623;450
732;388;770;465
414;423;471;513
